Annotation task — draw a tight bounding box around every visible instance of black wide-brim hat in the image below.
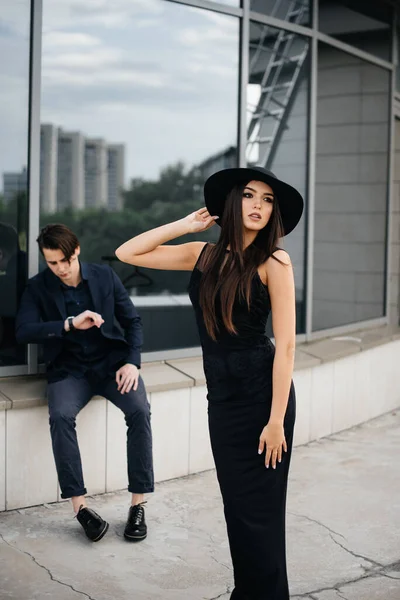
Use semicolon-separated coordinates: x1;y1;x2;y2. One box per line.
204;166;304;236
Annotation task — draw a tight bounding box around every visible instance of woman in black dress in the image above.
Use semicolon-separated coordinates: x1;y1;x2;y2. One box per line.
116;166;304;600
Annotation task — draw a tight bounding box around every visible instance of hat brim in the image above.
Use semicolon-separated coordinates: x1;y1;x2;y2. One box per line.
204;167;304;236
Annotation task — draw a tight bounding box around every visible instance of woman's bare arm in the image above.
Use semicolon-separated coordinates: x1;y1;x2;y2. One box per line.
115;208;218;271
267;249;296;423
258;249;296;468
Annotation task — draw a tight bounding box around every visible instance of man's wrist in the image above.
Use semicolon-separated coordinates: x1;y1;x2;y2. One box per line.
64;316;75;332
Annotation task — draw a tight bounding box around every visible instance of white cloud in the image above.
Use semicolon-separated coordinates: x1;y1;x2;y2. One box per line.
43;0;164;31
177;24;237;47
43;32;102;48
42;67;166;88
43;48;123;69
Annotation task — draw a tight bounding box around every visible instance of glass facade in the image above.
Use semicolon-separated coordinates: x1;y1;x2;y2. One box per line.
247;21;310;332
313;45;390;330
0;0;398;374
250;0;311;27
40;0;239;352
0;1;31;367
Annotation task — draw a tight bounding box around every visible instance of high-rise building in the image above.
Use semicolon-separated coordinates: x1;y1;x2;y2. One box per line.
39;125;124;213
40;124;58;213
84;138;108;208
107;144;125;211
57;130;85;211
3;168;28;205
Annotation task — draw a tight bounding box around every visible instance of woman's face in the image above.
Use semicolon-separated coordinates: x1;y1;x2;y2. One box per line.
241;180;274;232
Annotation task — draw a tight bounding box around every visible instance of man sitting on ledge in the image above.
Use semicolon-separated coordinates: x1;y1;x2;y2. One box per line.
16;224;153;543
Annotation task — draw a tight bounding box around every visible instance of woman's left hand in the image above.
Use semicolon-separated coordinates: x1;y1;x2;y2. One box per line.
258;420;287;469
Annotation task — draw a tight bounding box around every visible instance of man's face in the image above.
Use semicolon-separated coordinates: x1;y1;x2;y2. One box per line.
42;246;81;285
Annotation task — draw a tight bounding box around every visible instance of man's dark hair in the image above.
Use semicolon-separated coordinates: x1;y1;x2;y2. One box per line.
37;224;79;261
0;222;19;257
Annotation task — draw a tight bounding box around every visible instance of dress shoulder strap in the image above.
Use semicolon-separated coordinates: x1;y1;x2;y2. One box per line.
193;242;211;272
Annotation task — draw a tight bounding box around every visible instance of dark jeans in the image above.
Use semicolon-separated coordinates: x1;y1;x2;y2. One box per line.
47;373;154;499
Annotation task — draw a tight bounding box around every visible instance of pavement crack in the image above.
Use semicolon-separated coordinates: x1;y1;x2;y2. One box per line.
289;512;346;540
210;554;231;571
328;533;382;568
0;533;98;600
206;585;231;599
292;573;371;598
381;572;400;580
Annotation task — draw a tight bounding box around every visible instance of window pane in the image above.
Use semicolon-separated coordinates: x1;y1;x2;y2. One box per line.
0;1;30;367
251;0;311;27
319;0;393;61
40;0;239;353
247;22;310;333
313;44;390;331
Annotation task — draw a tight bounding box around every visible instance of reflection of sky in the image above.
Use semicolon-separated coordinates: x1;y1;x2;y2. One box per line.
39;0;239;182
0;1;31;192
0;0;239;190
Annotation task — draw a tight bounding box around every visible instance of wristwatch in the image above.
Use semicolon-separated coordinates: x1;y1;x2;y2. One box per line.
67;316;75;331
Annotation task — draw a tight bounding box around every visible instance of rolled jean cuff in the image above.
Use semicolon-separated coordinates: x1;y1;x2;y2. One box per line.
60;486;87;500
128;485;154;494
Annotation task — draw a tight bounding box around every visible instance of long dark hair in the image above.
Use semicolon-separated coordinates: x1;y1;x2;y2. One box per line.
199;183;284;340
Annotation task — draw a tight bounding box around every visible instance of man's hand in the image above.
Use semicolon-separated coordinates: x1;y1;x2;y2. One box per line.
64;310;104;331
116;363;139;394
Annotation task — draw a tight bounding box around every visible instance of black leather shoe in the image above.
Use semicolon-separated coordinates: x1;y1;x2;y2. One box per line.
76;506;109;542
124;503;147;541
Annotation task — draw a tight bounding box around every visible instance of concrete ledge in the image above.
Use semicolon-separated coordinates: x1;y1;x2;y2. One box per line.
165;357;207;386
141;361;194;393
0;392;12;411
294;348;321;370
0;377;47;410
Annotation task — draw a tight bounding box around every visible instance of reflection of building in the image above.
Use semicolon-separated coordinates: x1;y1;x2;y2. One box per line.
3;0;400;364
108;144;125;211
57;130;85;210
85;138;108;208
39;124;125;213
3;168;28;204
40;125;58;213
196;146;237;182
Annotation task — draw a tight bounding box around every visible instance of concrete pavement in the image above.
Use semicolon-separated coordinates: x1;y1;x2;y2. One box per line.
0;411;399;600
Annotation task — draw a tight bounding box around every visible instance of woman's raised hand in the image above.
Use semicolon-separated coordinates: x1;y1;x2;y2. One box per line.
184;208;219;233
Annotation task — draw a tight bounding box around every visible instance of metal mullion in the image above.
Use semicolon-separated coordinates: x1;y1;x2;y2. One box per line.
165;0;243;17
304;2;317;340
238;0;249;166
26;0;43;374
249;10;313;38
385;16;397;321
316;31;394;72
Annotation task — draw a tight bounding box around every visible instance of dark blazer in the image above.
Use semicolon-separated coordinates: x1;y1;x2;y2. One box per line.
15;263;142;370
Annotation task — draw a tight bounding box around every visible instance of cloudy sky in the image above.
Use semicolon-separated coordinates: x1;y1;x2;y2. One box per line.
0;0;240;190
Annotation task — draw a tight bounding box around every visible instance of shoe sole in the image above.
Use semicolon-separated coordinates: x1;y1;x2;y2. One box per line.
90;521;109;542
123;532;147;542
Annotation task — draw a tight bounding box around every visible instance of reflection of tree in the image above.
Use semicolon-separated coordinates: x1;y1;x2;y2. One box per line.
124;162;203;214
38;162;217;295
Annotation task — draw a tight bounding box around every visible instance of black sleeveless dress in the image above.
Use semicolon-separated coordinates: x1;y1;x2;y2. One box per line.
188;244;296;600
